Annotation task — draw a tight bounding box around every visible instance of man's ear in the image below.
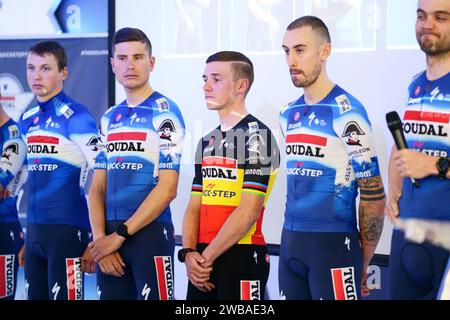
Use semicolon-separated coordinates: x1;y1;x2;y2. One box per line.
320;42;332;62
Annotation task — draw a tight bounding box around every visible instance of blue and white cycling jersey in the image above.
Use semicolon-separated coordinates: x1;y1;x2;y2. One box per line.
399;71;450;220
0;119;27;224
94;91;185;223
279;85;380;232
18;91;100;229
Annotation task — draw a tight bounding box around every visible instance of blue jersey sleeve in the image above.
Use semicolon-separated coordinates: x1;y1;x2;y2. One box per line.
152;98;185;172
67;108;102;170
0;123;27;188
332;95;381;180
93;111;110;171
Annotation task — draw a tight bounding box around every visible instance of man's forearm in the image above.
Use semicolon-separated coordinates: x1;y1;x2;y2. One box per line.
359;199;385;265
88;189;106;240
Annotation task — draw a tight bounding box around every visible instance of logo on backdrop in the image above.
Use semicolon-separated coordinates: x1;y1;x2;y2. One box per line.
0;73;34;122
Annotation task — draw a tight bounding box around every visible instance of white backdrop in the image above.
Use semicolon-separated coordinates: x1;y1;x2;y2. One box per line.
115;0;424;254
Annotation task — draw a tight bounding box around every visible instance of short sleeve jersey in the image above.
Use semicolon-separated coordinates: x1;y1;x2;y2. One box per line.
399;71;450;220
279;85;381;232
18;91;100;229
94;91;185;223
0;119;27;223
191;114;280;245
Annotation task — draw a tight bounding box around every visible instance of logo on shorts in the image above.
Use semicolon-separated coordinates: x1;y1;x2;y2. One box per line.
66;257;83;300
240;280;261;300
154;256;174;300
330;267;357;300
0;255;15;298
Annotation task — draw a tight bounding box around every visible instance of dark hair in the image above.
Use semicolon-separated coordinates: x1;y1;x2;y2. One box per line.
206;51;254;94
111;27;152;56
287;15;331;43
28;41;67;71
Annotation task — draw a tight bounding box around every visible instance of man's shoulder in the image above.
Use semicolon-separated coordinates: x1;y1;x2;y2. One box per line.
329;85;366;117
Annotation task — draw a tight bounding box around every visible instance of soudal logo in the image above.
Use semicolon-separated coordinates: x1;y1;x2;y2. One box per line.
154;256;174;300
403;123;447;137
115;113;122;122
403;111;448;137
240;280;261;300
33;116;39;124
66;257;83;300
27;135;59;154
202;157;238;181
0;255;14;298
294;111;300;121
107;132;147;152
285;133;326;158
331;267;357;300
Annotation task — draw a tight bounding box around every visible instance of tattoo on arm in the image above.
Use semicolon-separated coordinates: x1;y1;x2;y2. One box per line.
358;176;386;202
358;176;385;244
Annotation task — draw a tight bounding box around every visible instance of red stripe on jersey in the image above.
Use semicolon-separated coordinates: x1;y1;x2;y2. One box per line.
27;135;59;144
0;256;5;297
202;156;237;168
0;97;14;101
332;269;345;300
155;257;168;300
286;133;327;146
107;132;147;142
404;110;449;123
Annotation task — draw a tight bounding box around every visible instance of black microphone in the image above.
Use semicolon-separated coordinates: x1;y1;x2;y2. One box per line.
386;111;420;188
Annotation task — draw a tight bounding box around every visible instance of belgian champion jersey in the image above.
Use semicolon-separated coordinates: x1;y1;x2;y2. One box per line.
18;91;100;229
94;91;185;223
279;85;381;232
399;71;450;220
191;114;280;245
0;119;27;223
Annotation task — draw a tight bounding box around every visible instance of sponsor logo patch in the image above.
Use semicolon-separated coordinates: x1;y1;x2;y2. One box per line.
154;256;174;300
0;255;14;298
240;280;261;300
330;267;357;300
66;257;83;300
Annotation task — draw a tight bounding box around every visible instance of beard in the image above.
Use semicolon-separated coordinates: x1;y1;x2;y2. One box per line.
417;33;450;56
290;63;322;88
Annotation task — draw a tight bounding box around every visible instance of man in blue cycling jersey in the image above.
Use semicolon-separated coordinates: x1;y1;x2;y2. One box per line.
386;0;450;300
19;41;99;300
88;28;185;300
278;16;386;300
0;92;27;300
